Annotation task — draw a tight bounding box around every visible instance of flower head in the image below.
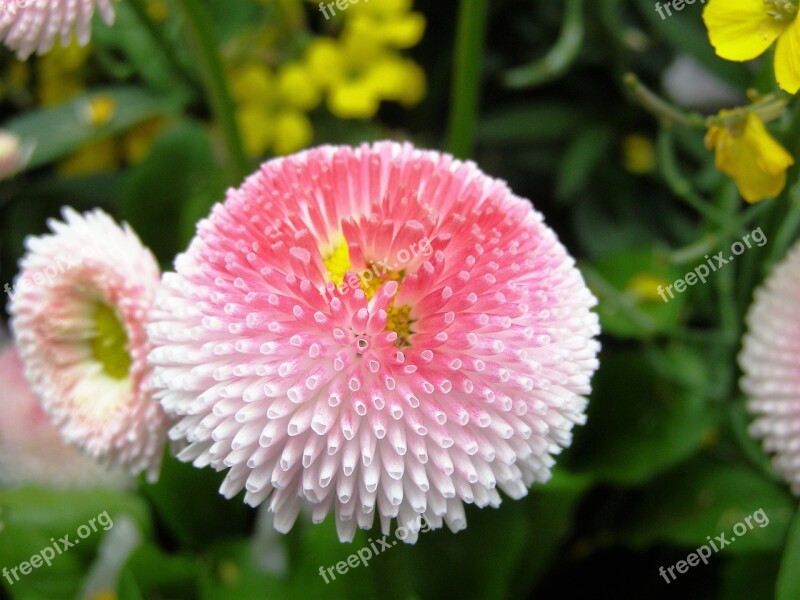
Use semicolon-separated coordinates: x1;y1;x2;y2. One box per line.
703;0;800;93
0;0;115;60
740;240;800;493
149;142;601;542
0;340;129;489
8;208;168;480
704;110;794;202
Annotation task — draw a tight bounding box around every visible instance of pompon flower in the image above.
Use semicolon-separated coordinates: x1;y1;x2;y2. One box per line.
0;0;115;60
703;0;800;94
8;207;168;480
740;240;800;493
149;142;601;543
705;110;794;203
0;340;129;489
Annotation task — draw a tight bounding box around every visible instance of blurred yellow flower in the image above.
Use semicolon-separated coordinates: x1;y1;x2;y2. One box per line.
57;139;119;177
229;61;318;157
627;273;671;303
346;0;426;49
37;40;91;106
621;134;656;175
705;110;795;203
308;34;426;119
703;0;800;93
123;118;167;165
84;94;116;128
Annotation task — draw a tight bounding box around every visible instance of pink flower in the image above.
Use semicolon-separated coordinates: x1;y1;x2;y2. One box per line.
740;241;800;493
0;0;115;59
8;207;168;480
149;142;601;542
0;340;129;488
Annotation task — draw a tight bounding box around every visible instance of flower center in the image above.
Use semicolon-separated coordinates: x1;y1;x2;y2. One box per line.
765;0;798;21
323;236;415;346
90;302;132;380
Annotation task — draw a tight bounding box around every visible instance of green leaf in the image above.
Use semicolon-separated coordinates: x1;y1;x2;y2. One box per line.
555;126;614;199
583;247;685;339
776;509;800;600
566;348;716;485
622;457;794;554
0;487;151;600
4;86;179;170
127;543;200;599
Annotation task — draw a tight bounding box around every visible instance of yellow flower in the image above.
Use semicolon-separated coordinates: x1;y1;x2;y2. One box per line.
37;39;91;106
705;110;795;202
621;134;656;175
273;111;313;156
307;34;426;119
703;0;800;93
123;117;167;165
57;138;119;177
627;273;671;303
345;0;426;49
229;62;316;157
277;62;322;112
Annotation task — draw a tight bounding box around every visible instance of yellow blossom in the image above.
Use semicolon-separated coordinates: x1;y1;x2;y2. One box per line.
37;39;91;106
705;110;794;203
57;138;119;177
277;62;322;112
123;118;167;165
627;273;671;303
703;0;800;93
229;62;316;157
621;134;656;175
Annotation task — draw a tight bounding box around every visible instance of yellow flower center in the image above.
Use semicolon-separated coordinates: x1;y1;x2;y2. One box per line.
765;0;798;21
323;236;414;346
85;95;116;128
90;303;132;380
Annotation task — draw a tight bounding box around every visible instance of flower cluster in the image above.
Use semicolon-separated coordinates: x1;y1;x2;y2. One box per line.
307;0;426;120
228;0;426;158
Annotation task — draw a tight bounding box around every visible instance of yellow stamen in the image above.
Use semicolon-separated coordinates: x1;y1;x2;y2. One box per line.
90;303;132;380
322;236;415;345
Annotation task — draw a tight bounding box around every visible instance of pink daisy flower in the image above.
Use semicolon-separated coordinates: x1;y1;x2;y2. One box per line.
0;0;115;59
8;207;168;481
0;339;129;488
149;142;601;542
740;240;800;493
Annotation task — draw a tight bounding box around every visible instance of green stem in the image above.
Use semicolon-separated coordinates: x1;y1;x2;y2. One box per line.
625;73;705;129
446;0;489;159
504;0;584;89
657;128;730;228
174;0;250;184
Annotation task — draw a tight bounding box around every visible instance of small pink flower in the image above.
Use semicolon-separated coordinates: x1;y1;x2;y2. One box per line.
0;0;115;59
740;240;800;493
8;207;168;480
149;142;601;542
0;340;129;488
